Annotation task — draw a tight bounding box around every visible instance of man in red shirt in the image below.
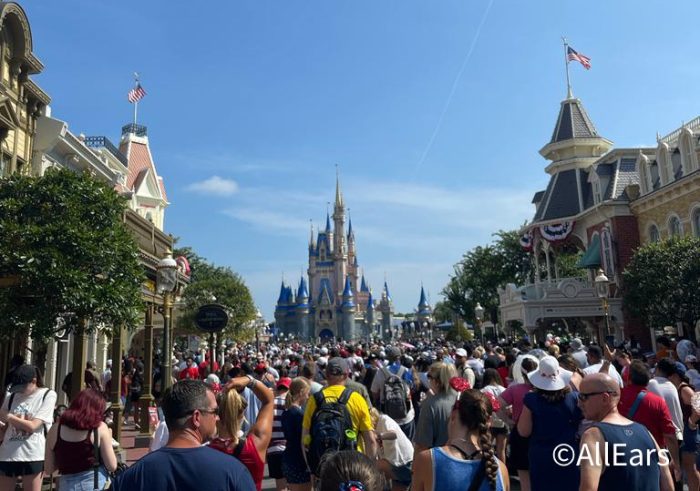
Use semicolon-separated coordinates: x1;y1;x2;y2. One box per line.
179;356;200;380
618;360;680;477
198;354;219;377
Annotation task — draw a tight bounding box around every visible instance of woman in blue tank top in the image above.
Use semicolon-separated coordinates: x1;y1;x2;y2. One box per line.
411;389;509;491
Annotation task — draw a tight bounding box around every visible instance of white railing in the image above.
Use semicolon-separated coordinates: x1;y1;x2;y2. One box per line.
660;115;700;144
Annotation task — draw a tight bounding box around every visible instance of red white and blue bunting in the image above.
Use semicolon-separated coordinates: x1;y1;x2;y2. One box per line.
539;221;575;242
519;231;533;251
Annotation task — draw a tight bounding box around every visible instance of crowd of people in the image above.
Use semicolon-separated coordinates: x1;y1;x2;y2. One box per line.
1;333;700;490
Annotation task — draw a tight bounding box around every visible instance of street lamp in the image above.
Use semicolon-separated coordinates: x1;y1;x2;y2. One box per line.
157;249;178;391
594;269;610;346
255;309;263;352
474;302;485;346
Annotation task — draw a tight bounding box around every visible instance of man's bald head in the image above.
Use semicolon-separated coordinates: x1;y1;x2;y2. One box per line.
580;373;620;396
578;373;620;422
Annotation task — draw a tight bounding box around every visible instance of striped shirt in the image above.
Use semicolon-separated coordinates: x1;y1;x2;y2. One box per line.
268;395;287;454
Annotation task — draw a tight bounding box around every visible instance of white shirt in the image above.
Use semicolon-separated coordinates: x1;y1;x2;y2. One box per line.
582;362;624;387
467;358;484;377
0;388;57;462
150;421;169;452
648;377;683;438
376;414;413;466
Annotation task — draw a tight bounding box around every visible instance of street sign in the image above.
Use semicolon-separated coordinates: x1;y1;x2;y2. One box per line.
194;303;229;333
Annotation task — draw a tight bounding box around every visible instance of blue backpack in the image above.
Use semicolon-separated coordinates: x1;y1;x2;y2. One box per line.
307;387;356;475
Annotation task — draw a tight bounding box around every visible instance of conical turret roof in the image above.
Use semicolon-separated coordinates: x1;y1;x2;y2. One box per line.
549;97;599;144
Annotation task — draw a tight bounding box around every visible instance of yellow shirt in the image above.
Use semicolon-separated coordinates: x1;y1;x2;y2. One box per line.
302;384;373;453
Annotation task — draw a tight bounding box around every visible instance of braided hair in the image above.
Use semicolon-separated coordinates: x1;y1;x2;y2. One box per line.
456;389;499;490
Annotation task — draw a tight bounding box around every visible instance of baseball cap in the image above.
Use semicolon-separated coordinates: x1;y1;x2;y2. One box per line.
455;348;467;358
570;338;583;350
326;357;348;377
9;365;37;393
277;377;292;389
386;346;401;359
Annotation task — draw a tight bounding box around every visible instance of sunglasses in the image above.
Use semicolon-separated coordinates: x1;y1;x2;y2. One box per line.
578;391;614;401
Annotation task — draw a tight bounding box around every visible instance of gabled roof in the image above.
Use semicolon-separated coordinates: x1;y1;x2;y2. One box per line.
318;279;333;304
550;98;599;144
120;134;167;202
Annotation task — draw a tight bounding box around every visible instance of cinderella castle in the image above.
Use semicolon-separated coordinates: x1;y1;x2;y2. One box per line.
274;176;432;342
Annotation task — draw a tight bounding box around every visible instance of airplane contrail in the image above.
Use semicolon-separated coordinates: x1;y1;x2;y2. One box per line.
413;0;495;176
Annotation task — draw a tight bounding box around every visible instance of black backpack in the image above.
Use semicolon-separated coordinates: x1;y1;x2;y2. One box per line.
307;387;356;474
381;366;409;420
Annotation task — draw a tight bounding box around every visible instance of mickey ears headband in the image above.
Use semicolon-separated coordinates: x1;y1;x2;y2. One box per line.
339;481;365;491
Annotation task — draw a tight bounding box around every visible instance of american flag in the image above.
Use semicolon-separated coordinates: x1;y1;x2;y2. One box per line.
128;83;146;103
567;46;591;70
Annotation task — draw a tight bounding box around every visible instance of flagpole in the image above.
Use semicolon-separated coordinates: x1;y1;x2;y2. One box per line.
562;37;572;99
133;72;139;126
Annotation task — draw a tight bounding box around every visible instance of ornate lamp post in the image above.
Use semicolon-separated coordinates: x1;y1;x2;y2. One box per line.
474;302;485;346
255;309;263;352
156;250;178;391
594;269;610;346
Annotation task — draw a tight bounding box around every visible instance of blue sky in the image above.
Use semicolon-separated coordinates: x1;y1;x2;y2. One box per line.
23;1;700;319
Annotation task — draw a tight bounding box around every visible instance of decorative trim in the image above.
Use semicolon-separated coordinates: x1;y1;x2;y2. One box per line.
539;221;575;242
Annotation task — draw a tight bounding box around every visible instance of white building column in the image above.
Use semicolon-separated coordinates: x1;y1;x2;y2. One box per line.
97;333;109;372
44;339;58;391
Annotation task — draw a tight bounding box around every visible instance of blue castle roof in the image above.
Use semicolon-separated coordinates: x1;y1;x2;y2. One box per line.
342;275;355;308
384;281;391;300
360;275;368;292
297;276;309;299
367;290;374;309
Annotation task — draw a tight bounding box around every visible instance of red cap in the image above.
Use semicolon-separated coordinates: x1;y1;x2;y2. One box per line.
254;363;266;373
277;377;292;389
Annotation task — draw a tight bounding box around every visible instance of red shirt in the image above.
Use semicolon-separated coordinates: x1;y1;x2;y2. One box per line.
198;360;220;376
210;434;264;491
178;365;200;380
618;384;676;446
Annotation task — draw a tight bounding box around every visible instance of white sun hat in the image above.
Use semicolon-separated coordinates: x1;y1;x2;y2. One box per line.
528;355;566;391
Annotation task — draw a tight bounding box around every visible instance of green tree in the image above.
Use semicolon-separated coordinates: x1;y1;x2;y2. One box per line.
442;230;531;326
175;247;257;340
0;168;144;340
623;236;700;331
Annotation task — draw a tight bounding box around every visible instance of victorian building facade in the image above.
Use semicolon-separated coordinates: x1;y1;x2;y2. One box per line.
498;85;700;348
498;89;647;346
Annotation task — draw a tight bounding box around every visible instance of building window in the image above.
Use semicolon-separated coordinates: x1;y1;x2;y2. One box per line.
648;224;660;243
600;227;615;276
668;215;682;237
692;209;700;238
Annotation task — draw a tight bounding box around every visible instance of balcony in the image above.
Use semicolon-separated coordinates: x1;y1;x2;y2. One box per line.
498;276;624;336
83;136;129;168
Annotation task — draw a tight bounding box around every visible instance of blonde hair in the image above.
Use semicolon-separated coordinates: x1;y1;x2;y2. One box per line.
429;362;457;394
548;345;560;357
284;377;310;409
369;407;380;428
218;388;248;444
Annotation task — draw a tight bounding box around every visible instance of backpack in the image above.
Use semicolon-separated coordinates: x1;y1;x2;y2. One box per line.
381;366;410;420
307;388;356;474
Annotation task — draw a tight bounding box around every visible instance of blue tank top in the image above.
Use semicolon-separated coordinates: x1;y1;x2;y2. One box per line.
592;422;660;491
431;447;504;491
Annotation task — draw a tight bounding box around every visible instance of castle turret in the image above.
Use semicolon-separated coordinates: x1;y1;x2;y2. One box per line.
416;285;433;328
332;175;347;297
341;275;356;340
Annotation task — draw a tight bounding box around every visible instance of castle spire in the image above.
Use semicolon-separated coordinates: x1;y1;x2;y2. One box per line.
335;164;343;209
309;220;315;248
325;212;331;231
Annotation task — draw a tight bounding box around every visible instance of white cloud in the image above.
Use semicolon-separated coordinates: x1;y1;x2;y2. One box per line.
186;176;239;196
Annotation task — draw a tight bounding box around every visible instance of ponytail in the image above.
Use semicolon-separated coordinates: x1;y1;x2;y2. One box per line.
477;422;498;490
